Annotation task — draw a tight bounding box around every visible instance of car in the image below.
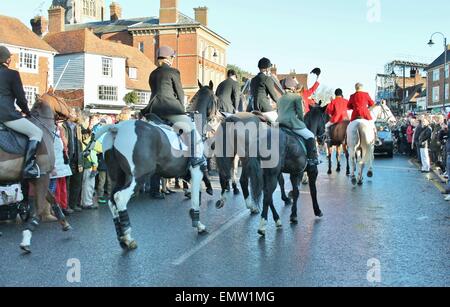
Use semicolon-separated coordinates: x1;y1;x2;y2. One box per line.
375;122;394;158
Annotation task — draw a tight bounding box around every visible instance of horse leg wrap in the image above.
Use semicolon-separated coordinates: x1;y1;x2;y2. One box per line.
25;217;40;232
51;204;66;221
189;209;200;228
118;210;131;233
113;217;124;239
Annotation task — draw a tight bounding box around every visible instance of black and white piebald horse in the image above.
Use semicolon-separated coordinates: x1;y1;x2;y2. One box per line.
91;82;218;250
215;113;322;236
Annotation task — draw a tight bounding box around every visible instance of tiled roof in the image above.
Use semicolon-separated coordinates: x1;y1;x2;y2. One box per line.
45;29;156;91
0;15;55;52
427;49;450;70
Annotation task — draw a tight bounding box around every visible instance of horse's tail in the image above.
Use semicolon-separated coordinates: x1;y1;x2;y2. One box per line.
247;157;263;205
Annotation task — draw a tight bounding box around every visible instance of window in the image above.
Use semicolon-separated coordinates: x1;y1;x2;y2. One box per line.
102;57;113;77
136;91;150;104
432;86;440;103
98;86;118;101
83;0;96;16
23;86;38;106
138;42;144;53
19;50;38;72
129;67;137;79
433;69;440;81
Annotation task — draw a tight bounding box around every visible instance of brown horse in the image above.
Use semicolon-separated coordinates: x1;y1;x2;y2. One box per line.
0;88;72;253
326;121;350;176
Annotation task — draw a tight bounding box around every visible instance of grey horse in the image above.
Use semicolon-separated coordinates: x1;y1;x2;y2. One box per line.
215;113;322;236
90;83;218;250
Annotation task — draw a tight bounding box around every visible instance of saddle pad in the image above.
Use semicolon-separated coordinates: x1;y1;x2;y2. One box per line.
147;121;188;152
280;127;307;153
0;126;28;155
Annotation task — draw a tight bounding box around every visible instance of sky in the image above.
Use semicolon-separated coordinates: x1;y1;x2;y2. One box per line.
0;0;449;97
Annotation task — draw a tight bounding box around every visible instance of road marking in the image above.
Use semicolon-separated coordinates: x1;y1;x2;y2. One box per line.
376;166;417;171
172;209;249;266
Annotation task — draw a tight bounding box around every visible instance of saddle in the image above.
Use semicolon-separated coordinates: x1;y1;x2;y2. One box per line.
279;125;307;153
251;111;272;126
145;114;188;152
0;123;28;155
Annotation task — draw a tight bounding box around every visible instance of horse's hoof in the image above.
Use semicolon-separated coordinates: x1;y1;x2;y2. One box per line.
216;200;225;209
336;168;341;173
119;241;128;250
367;171;373;178
250;208;260;215
128;241;138;250
351;177;357;185
198;227;208;235
290;217;298;224
276;220;283;229
358;180;363;186
184;192;192;199
62;224;72;232
233;188;240;195
315;211;324;218
288;191;293;198
284;199;292;206
20;245;31;254
346;171;350;176
206;188;214;196
257;229;266;237
327;170;332;175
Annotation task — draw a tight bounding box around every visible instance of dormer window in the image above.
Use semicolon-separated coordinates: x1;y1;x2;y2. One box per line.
129;67;138;79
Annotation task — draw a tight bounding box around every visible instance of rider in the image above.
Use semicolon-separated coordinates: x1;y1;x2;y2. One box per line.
0;46;43;178
216;69;240;114
347;83;381;145
277;76;319;166
325;88;349;141
299;68;321;115
141;46;209;172
250;57;279;122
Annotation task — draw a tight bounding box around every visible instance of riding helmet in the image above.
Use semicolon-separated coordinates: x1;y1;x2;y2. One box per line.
157;46;176;59
335;88;343;96
0;46;11;64
283;77;299;90
310;67;321;76
258;57;272;69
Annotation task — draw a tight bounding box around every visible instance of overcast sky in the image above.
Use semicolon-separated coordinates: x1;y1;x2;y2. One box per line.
1;0;448;97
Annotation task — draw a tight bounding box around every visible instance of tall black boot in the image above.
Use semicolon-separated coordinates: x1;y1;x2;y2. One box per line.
305;138;320;166
22;140;41;179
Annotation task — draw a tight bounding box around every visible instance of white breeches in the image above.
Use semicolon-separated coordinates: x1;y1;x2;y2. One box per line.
3;118;43;141
292;128;315;140
262;111;278;123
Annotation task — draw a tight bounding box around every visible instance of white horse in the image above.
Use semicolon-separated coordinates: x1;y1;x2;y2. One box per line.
346;119;376;185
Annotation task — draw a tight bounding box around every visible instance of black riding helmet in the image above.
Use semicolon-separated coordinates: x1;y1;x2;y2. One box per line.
0;46;11;64
258;57;272;69
335;88;343;96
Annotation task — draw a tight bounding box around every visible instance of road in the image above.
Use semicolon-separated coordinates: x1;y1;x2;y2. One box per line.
0;156;449;287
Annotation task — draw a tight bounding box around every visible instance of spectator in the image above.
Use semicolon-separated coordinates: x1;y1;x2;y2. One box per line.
81;128;100;210
419;118;432;173
406;120;415;157
413;117;423;164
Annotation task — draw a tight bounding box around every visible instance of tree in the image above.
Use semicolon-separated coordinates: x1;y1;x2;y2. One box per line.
123;91;139;105
313;86;335;106
227;64;253;88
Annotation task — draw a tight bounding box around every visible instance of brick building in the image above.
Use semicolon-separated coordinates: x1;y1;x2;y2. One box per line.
0;15;56;107
426;47;450;109
41;0;230;101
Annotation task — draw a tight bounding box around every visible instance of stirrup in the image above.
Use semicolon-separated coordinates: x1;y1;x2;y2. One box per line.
23;164;41;179
307;158;320;166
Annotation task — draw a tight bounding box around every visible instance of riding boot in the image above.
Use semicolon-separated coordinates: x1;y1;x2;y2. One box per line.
305;138;320;166
23;140;41;179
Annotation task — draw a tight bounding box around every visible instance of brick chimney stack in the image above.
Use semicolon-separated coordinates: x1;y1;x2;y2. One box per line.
30;15;48;37
194;7;208;27
110;2;122;21
270;64;278;76
160;0;178;24
48;6;65;34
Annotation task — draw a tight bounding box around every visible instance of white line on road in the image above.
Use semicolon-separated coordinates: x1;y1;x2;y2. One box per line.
172;209;249;266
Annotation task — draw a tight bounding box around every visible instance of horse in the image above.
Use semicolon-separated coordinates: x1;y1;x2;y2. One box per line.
0;88;72;253
90;82;218;250
326;120;350;176
346;119;375;186
215;113;322;236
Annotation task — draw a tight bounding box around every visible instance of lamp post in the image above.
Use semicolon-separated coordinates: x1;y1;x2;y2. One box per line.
428;32;448;111
202;45;218;85
390;69;397;114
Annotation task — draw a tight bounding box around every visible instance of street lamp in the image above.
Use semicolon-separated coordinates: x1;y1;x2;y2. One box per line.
428;32;448;111
390;70;397;114
202;45;218;85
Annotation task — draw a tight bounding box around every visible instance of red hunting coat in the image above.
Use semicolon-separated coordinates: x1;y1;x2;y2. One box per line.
302;81;320;114
326;96;349;124
348;91;375;121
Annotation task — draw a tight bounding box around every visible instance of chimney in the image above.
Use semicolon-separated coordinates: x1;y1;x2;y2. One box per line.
48;6;65;34
194;7;208;27
159;0;178;24
110;2;122;21
30;15;48;37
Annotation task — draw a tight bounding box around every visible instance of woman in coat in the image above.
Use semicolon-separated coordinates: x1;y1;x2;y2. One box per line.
276;76;319;166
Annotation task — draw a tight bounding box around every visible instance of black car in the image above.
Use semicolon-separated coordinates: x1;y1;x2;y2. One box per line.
375;123;394;158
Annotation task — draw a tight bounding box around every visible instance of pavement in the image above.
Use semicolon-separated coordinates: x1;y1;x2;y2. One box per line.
0;155;449;287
